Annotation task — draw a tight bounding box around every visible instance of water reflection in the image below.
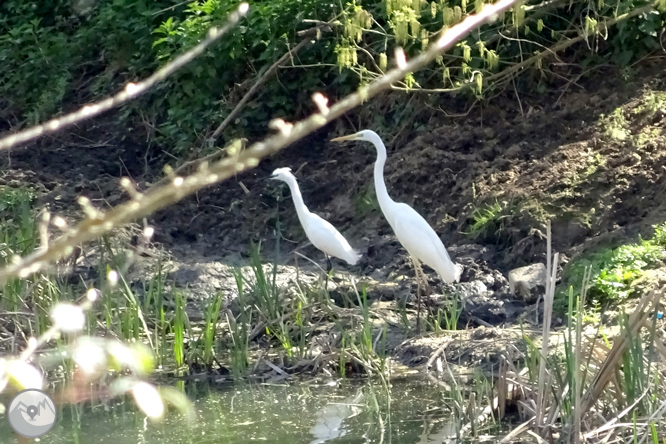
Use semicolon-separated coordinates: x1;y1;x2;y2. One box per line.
0;378;467;443
309;390;362;444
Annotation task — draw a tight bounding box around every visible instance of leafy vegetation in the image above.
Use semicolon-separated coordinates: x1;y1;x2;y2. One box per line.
1;0;664;158
354;183;381;217
562;222;666;305
335;0;666;98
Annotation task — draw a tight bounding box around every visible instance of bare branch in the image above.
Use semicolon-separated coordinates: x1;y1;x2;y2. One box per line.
0;3;250;152
0;0;524;286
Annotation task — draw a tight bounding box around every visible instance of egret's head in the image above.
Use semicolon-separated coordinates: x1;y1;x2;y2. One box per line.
330;129;377;143
270;167;293;182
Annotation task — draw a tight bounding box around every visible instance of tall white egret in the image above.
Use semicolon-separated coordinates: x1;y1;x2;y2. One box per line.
270;167;360;276
331;130;460;330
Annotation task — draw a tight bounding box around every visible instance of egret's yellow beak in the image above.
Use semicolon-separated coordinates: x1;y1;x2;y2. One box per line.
330;133;358;142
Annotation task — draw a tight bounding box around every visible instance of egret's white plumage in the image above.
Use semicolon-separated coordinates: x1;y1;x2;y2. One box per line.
331;130;460;283
270;167;360;266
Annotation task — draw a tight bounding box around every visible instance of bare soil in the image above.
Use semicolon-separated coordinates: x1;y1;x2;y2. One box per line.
2;58;666;373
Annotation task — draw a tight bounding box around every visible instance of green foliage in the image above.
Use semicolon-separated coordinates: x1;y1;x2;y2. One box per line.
600;107;631;140
633;91;666;115
336;0;665;99
1;0;663;159
466;200;506;242
202;292;224;365
562;222;666;304
227;268;251;378
148;0;341;154
0;186;39;314
173;289;186;369
0;0;165;126
247;241;280;321
610;7;664;66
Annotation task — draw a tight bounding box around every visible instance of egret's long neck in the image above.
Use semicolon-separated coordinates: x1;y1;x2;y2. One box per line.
283;175;310;223
369;133;396;215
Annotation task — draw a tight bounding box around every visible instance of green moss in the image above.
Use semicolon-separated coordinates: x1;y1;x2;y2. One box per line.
599;107;630;141
633;91;666;116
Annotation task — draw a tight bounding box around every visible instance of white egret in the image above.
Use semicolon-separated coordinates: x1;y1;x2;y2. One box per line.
270;167;360;276
331;130;460;330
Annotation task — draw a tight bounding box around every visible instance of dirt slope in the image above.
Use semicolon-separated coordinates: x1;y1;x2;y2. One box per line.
2;60;665;289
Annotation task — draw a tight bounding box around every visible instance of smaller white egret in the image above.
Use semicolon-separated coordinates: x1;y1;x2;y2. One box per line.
331;130;460;330
270;167;360;276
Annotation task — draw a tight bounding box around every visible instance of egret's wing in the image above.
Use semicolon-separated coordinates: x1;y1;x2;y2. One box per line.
305;214;359;264
391;203;455;281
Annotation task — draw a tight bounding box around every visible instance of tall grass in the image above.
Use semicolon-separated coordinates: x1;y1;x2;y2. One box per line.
202;292;224;366
248;241;280;321
433;222;666;443
0;186;38;315
227;268;251;378
173;290;186;370
493;224;666;442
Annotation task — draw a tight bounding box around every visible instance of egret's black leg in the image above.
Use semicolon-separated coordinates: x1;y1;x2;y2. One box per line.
324;254;332;292
412;257;422;333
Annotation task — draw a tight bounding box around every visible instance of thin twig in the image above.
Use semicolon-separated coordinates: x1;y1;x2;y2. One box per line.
0;3;250;152
151;138;248;189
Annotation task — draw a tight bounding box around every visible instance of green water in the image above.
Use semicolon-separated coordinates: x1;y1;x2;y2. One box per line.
0;378;470;443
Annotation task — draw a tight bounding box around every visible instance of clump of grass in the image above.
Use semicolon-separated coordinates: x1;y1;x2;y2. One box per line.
0;189;36;256
465;200;529;247
246;241;301;357
427;293;461;332
466;201;507;242
173;289;187;370
354;183;380;217
561;222;666;305
336;285;388;377
202;292;224;365
442;295;461;331
248;241;281;321
227;268;251;378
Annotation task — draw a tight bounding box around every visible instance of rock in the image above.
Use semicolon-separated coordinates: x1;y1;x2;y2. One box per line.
454;281;525;326
458;280;489;298
508;263;547;303
454;263;464;282
448;243;496;262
